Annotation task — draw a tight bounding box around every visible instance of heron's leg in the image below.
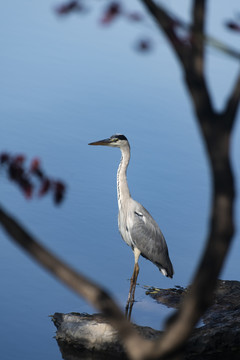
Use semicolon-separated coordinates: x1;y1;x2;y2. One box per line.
126;262;139;320
125;248;141;320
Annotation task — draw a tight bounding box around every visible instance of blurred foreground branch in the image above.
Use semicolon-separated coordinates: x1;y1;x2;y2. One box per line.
139;0;240;357
0;205;154;360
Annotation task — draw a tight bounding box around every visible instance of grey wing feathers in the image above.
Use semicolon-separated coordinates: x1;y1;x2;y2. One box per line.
127;201;174;278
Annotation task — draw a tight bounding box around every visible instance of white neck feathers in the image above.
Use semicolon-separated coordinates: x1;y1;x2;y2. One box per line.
117;145;131;209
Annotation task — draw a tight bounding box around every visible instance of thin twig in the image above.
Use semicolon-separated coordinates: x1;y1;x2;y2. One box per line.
140;0;189;66
141;0;240;61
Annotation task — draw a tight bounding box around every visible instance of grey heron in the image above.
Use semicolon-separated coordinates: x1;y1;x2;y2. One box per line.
89;134;174;315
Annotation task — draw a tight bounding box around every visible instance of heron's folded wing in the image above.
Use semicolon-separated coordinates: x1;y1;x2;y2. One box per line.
127;203;169;266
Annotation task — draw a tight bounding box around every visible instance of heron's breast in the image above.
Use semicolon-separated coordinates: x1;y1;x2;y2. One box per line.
118;211;132;247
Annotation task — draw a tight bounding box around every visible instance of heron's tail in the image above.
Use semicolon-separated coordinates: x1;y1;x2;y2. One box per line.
159;262;174;278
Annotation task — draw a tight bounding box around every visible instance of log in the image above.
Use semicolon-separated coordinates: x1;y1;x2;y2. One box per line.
51;280;240;359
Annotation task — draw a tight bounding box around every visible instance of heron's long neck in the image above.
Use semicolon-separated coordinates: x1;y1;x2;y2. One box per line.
117;145;131;210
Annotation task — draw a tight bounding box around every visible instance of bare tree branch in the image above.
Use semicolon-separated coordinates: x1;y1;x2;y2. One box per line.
141;0;240;61
224;70;240;126
205;36;240;60
138;1;237;358
191;0;206;75
192;0;205;36
140;0;189;66
141;0;213;125
153;133;235;357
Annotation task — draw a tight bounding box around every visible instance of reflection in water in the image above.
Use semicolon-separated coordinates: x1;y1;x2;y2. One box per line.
56;340;123;360
57;341;88;360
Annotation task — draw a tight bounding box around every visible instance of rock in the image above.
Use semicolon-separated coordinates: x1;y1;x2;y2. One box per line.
147;279;240;326
51;280;240;359
52;312;161;359
52;312;125;355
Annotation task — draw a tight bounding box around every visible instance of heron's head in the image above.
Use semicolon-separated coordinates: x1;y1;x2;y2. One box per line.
88;134;129;148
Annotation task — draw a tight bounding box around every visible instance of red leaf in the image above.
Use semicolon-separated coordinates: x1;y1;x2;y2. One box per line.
30;158;40;172
39;178;51;196
23;183;33;199
30;158;44;178
100;2;121;25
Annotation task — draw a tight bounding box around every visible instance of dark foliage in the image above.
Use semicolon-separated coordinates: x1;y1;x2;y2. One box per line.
100;2;122;24
135;38;153;52
55;0;84;15
0;153;66;205
56;1;152;52
226;20;240;32
55;1;240;58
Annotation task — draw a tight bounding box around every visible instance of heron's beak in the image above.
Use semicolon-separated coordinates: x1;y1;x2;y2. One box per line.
88;138;112;146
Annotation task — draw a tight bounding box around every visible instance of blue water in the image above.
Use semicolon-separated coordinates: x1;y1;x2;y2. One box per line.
1;1;240;359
